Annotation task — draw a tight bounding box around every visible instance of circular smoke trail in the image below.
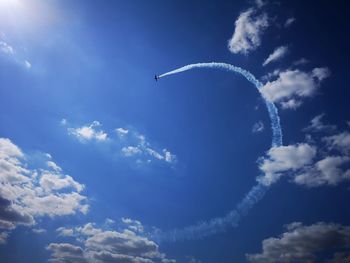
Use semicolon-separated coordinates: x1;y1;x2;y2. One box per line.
152;62;282;243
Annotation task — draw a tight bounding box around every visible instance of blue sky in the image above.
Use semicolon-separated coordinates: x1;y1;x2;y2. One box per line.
0;0;350;262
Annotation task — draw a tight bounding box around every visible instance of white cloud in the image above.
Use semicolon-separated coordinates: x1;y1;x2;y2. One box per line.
262;46;288;66
324;132;350;154
294;156;350;187
24;60;31;69
68;121;108;142
121;132;177;165
280;99;302;110
258;144;317;185
261;69;281;82
252;121;264;133
47;160;62;172
122;218;144;233
0;232;8;245
292;57;309;66
115;127;129;137
32;228;46;234
0;138;88;244
228;8;268;55
284;17;296;28
312;67;331;81
122;146;142;157
260;68;330;109
48;220;175;263
57;227;74;237
61;118;67;125
303;114;336;133
246;222;350;263
39;171;84;193
258;120;350;187
105;218;115;225
0;41;14;55
47;243;87;263
65;120;176;166
254;0;266;8
76;223;102;237
0;40;32;69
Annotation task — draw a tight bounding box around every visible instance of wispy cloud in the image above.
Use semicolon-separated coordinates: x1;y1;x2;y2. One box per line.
284;17;296;28
228;8;268;55
252;121;265;133
324;132;350;154
246;222;350;263
64;120;176;166
0;39;32;70
0;41;14;54
32;228;47;234
303;114;336;133
120;130;177;165
0;138;88;244
292;57;309;66
262;46;289;66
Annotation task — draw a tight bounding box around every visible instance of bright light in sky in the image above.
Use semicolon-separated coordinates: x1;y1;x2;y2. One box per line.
0;0;58;36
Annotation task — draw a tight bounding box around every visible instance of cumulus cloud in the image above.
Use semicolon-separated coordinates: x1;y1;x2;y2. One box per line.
258;117;350;187
47;243;87;263
258;144;317;185
262;46;288;66
260;68;331;109
294;156;350;187
252;121;264;133
228;8;268;54
122;218;144;233
0;138;88;244
48;221;175;263
68;121;108;142
246;222;350;263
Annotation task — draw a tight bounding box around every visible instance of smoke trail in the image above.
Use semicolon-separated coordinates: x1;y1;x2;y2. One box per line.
159;63;282;147
152;63;283;242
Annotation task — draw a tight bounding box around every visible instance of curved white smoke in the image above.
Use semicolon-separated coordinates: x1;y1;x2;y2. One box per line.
152;62;282;242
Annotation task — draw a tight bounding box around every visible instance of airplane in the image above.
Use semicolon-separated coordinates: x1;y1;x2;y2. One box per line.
154;75;160;81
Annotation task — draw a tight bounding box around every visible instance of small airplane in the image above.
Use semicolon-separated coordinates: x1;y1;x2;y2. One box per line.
154;75;160;81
